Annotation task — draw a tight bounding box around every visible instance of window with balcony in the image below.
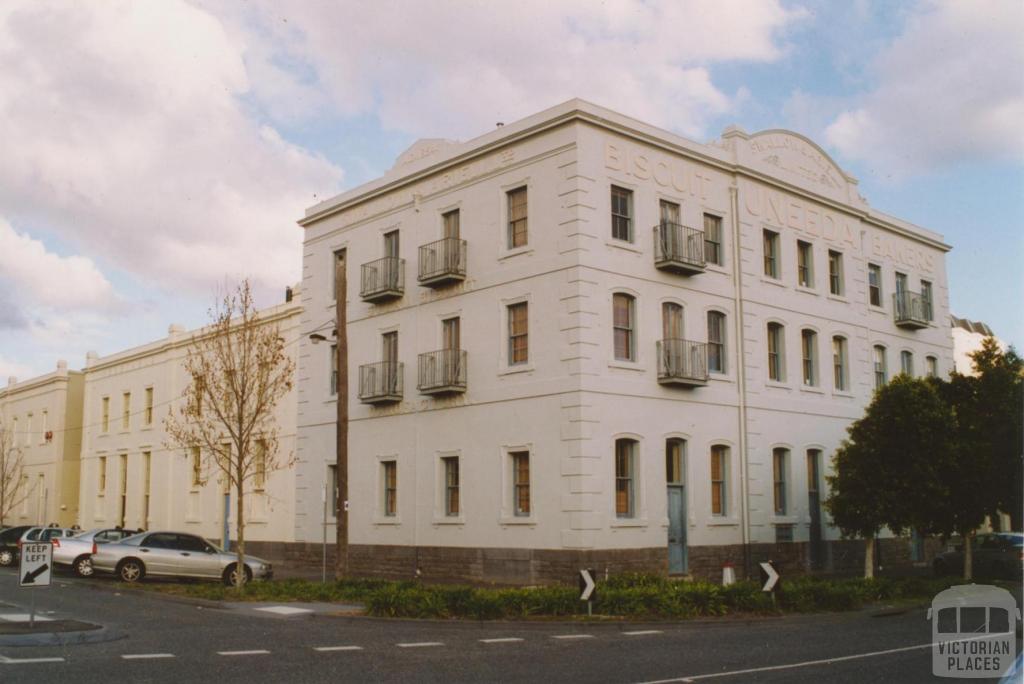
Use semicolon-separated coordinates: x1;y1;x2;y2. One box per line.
614;438;637;518
802;329;818;386
507;187;528;248
659;304;707;386
613;293;636;361
868;264;882;306
711;445;728;516
707;311;726;374
418;318;465;395
419;211;466;287
828;250;843;295
611;186;633;242
507;302;529;365
767;322;784;382
797;241;813;288
655;200;705;274
360;332;403;403
704;214;723;266
763;230;780;278
361;231;404;302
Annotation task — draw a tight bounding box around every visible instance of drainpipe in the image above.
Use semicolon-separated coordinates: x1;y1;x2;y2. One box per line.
728;184;752;579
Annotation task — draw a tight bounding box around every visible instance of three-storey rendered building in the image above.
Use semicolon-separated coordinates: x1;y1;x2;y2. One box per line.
296;100;952;583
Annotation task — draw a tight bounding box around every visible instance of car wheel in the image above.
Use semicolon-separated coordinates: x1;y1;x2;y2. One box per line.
73;555;95;578
0;549;14;567
118;559;145;583
223;563;253;587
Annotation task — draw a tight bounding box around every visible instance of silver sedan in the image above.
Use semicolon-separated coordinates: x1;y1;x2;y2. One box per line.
91;531;273;585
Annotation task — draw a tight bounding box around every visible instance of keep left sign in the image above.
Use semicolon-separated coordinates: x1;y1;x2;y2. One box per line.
19;542;52;587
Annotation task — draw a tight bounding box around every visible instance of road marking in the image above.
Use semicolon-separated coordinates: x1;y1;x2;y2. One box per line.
314;646;364;652
552;634;595;640
633;642;935;683
0;656;66;664
217;650;271;656
255;606;313;616
0;614;53;622
622;630;663;636
121;653;175;660
397;642;444;648
480;637;524;643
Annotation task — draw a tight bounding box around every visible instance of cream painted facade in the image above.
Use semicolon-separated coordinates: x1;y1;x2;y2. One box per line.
951;316;1006;376
76;297;301;546
294;100;953;582
0;361;84;527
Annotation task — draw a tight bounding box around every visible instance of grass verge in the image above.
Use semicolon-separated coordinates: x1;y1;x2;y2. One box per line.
133;573;964;620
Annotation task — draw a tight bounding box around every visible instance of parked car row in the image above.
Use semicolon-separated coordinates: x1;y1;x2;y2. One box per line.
0;525;273;586
933;533;1024;580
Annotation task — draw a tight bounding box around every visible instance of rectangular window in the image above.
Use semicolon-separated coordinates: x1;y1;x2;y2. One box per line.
773;448;788;515
767;323;784;382
707;311;726;373
704;214;722;266
143;451;151;525
122;392;131;430
443;456;460;516
802;330;817;386
383;461;397;517
615;439;636;518
763;230;779;278
901;350;914;376
101;397;110;433
926;356;938;378
666;439;685;485
442;209;460;239
711;445;728;516
828;250;843;295
874;346;888;389
507;187;528;248
508;302;529;365
610;186;633;241
613;293;636;361
806;449;821;493
775;524;794;543
144;387;153;426
383;230;399;259
920;280;933;321
868;264;882;306
190;446;202;488
98;455;107;495
797;241;813;288
833;336;848;391
254;439;267;490
330;344;338;395
511;451;530;516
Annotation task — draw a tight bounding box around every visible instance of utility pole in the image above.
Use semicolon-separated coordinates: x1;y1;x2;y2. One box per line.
334;250;349;578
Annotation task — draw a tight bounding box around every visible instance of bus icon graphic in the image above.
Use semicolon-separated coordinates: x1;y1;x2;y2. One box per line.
929;584;1020;678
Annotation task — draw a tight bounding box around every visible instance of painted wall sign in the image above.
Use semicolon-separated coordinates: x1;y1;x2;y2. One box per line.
872;234;935;274
743;183;857;250
604;142;712;200
749;133;844;193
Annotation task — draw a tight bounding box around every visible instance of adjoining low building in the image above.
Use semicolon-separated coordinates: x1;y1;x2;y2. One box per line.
0;361;84;527
950;315;1007;376
76;292;301;552
293;99;955;584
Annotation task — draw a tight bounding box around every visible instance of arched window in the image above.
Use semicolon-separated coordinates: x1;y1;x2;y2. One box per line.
772;448;789;515
926;356;938;378
614;438;638;518
666;438;685;485
707;311;727;373
832;336;848;391
613;294;636;361
767;322;785;381
710;445;729;516
900;350;914;376
874;345;888;389
801;329;818;386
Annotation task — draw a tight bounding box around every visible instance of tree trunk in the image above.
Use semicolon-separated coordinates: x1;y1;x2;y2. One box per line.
864;536;875;579
963;530;973;581
235;482;245;590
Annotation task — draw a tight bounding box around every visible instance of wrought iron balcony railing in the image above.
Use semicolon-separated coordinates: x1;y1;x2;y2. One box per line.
358;361;403;404
418;238;467;287
360;257;405;302
417;349;467;395
893;291;932;329
653;222;706;275
656;339;709;386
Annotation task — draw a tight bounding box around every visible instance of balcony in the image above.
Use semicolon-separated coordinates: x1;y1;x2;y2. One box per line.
657;339;708;387
358;361;403;404
417;349;467;395
653;222;706;275
893;291;932;329
360;257;405;303
418;238;467;287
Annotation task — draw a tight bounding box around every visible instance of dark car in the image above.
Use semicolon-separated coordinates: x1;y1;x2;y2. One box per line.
934;533;1023;580
0;525;35;566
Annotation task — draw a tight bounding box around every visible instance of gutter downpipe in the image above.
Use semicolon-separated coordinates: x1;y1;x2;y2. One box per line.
728;183;752;580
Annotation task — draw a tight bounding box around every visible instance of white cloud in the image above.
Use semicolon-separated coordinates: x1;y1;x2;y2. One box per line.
221;0;804;140
825;0;1024;174
0;355;33;383
0;1;344;300
0;218;114;311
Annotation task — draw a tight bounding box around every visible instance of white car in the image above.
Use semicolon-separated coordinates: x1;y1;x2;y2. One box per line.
19;526;78;544
53;528;137;577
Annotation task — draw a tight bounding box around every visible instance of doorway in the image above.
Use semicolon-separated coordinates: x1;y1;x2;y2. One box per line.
666;438;688;574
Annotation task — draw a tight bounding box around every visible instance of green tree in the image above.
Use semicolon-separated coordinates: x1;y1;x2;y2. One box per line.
826;375;955;578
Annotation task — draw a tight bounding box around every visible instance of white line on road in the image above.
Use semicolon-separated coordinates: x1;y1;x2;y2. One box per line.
0;656;66;664
314;646;364;652
121;653;176;660
397;642;444;648
217;650;271;656
552;634;595;640
633;642;935;683
480;637;525;643
622;630;663;636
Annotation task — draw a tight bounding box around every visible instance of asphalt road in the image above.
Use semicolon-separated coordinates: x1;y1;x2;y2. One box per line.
0;567;1019;683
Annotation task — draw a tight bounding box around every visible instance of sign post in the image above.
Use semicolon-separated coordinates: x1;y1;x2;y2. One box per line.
579;568;596;616
19;542;53;628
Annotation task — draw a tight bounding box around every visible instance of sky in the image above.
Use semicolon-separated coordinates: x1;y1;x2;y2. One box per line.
1;0;1022;380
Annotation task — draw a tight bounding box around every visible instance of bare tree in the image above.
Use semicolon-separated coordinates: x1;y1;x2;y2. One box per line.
0;411;29;527
165;280;295;588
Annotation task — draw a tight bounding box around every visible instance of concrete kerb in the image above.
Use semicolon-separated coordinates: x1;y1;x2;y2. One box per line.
0;624;125;647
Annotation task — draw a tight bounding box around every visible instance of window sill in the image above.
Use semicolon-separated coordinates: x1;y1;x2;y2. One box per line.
500;516;537;526
140;425;154;432
432;516;465;526
610;518;648;528
498;246;534;262
707;517;740;527
799;385;825;395
373;516;402;526
795;285;818;296
605;239;642;254
705;264;728;275
708;372;734;383
826;293;848;304
765;380;791;390
499;364;534;377
608;360;645;372
832;390;854;399
760;276;785;288
868;304;887;314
